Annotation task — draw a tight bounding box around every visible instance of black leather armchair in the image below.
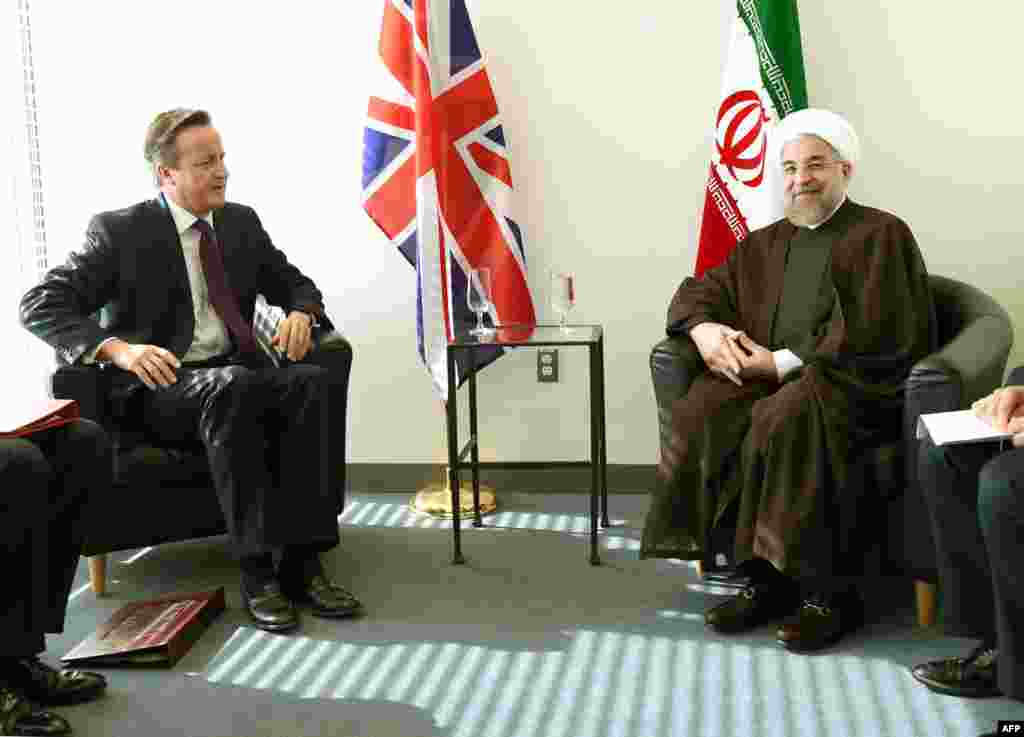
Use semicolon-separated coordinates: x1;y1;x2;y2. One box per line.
650;274;1013;626
49;297;353;595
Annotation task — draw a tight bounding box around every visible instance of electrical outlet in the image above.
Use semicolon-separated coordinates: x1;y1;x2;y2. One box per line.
537;349;558;382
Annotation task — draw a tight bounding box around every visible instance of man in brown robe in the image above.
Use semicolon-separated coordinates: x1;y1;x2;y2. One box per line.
641;109;935;652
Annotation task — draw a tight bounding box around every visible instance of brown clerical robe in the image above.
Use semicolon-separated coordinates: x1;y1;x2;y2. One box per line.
641;199;936;579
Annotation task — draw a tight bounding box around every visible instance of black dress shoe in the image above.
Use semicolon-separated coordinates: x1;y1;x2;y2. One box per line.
776;590;865;652
241;580;300;632
286;575;363;619
705;579;801;634
911;643;1000;698
702;567;751;588
0;685;70;736
2;657;106;706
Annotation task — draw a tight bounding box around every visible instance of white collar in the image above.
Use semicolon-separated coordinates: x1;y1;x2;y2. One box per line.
163;193;214;236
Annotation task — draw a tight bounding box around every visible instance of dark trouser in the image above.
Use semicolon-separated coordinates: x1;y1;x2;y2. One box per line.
919;436;1024;699
0;420;111;656
137;344;351;559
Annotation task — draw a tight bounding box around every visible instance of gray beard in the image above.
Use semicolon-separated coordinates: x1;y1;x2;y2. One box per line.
785;192;835;227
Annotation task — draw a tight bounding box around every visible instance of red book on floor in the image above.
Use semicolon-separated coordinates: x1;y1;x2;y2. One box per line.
62;588;226;667
0;398;79;439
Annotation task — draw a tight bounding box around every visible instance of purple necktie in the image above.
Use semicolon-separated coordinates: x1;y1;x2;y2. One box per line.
192;219;259;356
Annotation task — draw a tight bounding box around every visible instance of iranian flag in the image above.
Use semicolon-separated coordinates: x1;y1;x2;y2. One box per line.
694;0;808;277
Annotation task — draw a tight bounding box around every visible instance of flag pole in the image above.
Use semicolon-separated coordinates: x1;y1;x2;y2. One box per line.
365;0;535;520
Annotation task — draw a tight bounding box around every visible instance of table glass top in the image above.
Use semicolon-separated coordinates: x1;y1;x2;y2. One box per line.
449;324;602;347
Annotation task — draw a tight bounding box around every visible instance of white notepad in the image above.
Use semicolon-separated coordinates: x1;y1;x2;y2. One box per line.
916;409;1012;446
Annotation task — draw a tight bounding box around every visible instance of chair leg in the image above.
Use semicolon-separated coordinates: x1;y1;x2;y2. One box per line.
88;555;107;596
915;580;936;627
695;560;704;578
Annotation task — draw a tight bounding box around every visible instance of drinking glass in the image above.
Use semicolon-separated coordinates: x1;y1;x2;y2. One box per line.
466;267;494;337
550;271;576;331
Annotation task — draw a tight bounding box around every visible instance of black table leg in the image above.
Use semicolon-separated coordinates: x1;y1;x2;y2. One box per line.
447;348;464;565
468;350;482;528
597;334;609;528
589;342;601;566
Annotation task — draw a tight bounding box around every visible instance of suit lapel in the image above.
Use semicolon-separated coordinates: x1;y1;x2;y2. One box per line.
211;206;255;301
150;195;192;298
149;196;196;356
211;205;240;274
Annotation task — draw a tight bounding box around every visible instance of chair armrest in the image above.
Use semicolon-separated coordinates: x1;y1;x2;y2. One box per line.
650;335;705;460
253;294;349;367
313;329;349;353
907;313;1013;415
49;364;115;426
651;335;704;403
258;328;351;369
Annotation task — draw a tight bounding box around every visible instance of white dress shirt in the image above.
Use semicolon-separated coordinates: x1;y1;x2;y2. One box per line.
165;197;233;362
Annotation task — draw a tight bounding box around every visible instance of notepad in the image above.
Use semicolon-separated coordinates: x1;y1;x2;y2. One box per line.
0;397;79;438
916;409;1012;446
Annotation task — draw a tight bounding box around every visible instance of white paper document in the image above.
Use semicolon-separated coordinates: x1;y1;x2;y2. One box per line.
916;409;1012;447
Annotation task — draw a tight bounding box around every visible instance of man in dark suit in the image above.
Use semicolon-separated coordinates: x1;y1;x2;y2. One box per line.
20;108;359;634
1;419;110;736
911;375;1024;718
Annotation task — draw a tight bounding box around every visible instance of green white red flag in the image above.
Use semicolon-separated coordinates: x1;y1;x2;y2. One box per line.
694;0;808;277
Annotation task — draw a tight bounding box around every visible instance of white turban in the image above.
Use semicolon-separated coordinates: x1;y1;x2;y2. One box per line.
773;108;860;166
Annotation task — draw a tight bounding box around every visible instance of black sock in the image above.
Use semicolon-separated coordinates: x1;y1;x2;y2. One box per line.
280;547;324;584
739;557;792;587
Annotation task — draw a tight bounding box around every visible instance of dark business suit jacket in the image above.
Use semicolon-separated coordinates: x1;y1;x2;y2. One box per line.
19;196;331;400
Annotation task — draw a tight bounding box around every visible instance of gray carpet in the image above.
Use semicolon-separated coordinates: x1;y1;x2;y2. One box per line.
43;492;1024;736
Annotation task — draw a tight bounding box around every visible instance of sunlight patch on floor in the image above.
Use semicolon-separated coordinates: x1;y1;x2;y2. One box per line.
202;626;988;737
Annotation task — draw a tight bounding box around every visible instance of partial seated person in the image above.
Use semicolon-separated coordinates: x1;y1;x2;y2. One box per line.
641;109;935;652
911;379;1024;710
1;418;110;736
20;108;358;634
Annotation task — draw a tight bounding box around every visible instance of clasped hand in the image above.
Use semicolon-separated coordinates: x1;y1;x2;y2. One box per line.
689;322;777;386
972;385;1024;447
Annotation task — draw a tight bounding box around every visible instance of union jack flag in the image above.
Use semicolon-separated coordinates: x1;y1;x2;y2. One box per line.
362;0;536;400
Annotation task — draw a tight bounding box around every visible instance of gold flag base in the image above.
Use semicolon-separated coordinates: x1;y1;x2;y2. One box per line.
411;479;498;519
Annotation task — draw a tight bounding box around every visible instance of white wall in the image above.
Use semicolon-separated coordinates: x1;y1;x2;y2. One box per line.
26;1;1024;467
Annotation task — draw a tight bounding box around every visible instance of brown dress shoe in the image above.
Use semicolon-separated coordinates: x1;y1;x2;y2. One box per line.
911;644;1000;698
0;685;70;736
4;657;106;706
776;591;864;652
705;581;800;634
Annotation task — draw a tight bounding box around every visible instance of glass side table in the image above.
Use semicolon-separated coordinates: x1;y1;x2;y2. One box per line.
445;324;609;565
